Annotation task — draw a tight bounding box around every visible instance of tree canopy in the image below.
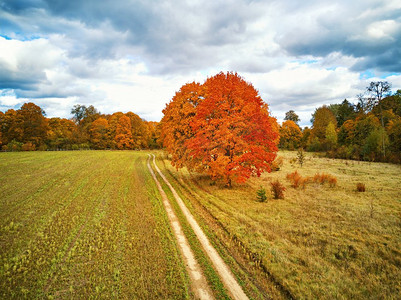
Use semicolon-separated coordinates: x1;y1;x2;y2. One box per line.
284;110;300;125
0;102;159;151
161;72;279;186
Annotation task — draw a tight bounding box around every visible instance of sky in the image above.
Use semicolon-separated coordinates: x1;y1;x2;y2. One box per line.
0;0;400;127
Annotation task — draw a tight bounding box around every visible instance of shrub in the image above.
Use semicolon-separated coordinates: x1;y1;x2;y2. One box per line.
328;177;337;187
7;140;23;151
286;170;299;181
286;171;307;189
80;143;90;150
256;186;267;202
38;144;47;151
271;180;285;199
312;173;338;188
356;183;366;192
22;142;36;151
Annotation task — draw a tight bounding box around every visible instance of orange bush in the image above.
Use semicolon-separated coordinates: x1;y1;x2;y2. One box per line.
356;183;366;192
271;180;285;199
21;142;36;151
286;170;307;189
287;171;337;189
312;173;337;187
328;177;337;187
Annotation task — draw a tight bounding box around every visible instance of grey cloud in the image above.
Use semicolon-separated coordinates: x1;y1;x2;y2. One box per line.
274;1;401;72
0;58;47;90
1;0;269;75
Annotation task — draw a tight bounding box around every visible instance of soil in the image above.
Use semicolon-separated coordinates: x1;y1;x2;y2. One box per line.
147;155;214;300
149;154;249;300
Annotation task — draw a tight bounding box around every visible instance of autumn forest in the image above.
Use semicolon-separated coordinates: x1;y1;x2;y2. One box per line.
2;73;400;171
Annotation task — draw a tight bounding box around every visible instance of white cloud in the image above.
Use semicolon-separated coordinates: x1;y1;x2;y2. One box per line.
0;90;27;106
0;0;400;124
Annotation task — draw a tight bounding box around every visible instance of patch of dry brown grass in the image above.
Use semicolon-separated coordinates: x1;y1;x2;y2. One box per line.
161;150;401;299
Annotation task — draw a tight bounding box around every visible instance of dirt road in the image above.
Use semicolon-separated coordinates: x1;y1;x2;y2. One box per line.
149;154;249;300
147;155;214;300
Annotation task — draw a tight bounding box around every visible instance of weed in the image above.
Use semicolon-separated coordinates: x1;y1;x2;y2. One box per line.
369;198;374;218
328;177;337;187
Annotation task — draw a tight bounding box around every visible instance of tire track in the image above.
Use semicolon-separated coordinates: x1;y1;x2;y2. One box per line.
147;154;213;300
150;154;249;300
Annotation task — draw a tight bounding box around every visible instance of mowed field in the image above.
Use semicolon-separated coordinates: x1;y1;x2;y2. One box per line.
158;151;401;299
0;151;189;298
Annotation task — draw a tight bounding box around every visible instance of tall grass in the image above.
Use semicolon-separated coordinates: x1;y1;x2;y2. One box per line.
160;150;401;299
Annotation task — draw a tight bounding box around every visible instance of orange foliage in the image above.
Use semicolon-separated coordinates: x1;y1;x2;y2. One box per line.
279;120;302;150
160;82;205;170
286;170;309;189
271;180;286;199
161;72;279;186
89;117;110;149
287;171;337;188
312;173;337;187
115;115;134;149
188;72;279;186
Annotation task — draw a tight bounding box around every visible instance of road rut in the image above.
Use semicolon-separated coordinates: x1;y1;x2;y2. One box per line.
149;154;249;300
147;154;213;300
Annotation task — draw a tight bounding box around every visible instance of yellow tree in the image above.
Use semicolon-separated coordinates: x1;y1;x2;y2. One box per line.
325;122;338;150
279;120;302;150
18;102;48;147
310;106;337;150
47;117;79;149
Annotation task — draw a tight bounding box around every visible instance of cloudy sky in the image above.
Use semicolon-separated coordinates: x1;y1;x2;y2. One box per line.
1;0;400;126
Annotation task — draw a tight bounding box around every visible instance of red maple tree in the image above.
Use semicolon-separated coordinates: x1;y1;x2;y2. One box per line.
161;72;279;187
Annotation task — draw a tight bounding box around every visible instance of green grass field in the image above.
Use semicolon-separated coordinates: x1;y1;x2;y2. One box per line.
158;151;401;299
0;151;189;299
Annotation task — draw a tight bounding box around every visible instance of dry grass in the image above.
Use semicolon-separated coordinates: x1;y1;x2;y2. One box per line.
160;150;401;299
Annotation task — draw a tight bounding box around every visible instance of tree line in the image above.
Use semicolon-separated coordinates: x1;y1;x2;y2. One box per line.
0;103;160;151
279;82;401;163
1;79;400;167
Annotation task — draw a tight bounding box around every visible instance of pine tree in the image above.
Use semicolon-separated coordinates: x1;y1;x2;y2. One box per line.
256;186;267;202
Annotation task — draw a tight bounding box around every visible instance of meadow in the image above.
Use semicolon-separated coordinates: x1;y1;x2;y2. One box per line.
1;150;400;299
0;151;189;298
158;151;401;299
